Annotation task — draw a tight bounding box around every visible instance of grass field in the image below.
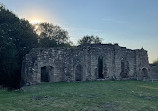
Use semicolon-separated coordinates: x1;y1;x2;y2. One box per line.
0;80;158;111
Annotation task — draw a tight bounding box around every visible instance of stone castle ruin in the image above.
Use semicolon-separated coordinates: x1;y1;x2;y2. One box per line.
22;44;153;85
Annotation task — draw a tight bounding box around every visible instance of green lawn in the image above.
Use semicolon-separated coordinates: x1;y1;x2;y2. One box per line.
0;80;158;111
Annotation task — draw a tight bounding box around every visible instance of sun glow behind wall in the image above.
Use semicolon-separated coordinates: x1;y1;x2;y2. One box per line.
20;7;58;25
6;0;60;26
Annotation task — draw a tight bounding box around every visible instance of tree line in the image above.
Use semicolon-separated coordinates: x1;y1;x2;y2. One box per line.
0;3;102;89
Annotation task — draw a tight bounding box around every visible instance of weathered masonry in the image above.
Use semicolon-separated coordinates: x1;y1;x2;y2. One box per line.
22;44;150;85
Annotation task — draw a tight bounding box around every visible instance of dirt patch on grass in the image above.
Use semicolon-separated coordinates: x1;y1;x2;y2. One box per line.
143;96;158;100
94;101;119;111
32;96;49;100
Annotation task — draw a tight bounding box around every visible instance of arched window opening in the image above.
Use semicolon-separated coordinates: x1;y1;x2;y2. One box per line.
142;68;148;78
120;61;129;78
41;66;53;82
98;56;103;78
75;64;83;81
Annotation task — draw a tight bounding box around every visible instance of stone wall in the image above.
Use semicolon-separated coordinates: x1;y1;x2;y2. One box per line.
21;44;150;85
149;64;158;80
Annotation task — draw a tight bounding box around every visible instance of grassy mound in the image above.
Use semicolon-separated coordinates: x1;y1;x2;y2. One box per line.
0;80;158;111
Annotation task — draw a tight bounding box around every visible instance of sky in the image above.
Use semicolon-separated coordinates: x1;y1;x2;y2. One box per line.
1;0;158;63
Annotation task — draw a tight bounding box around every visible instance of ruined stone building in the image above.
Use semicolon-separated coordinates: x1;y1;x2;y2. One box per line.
22;44;151;85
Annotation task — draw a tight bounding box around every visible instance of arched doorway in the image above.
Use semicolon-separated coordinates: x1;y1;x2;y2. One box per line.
120;61;129;78
142;68;148;78
75;64;83;81
98;56;103;78
41;66;53;82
